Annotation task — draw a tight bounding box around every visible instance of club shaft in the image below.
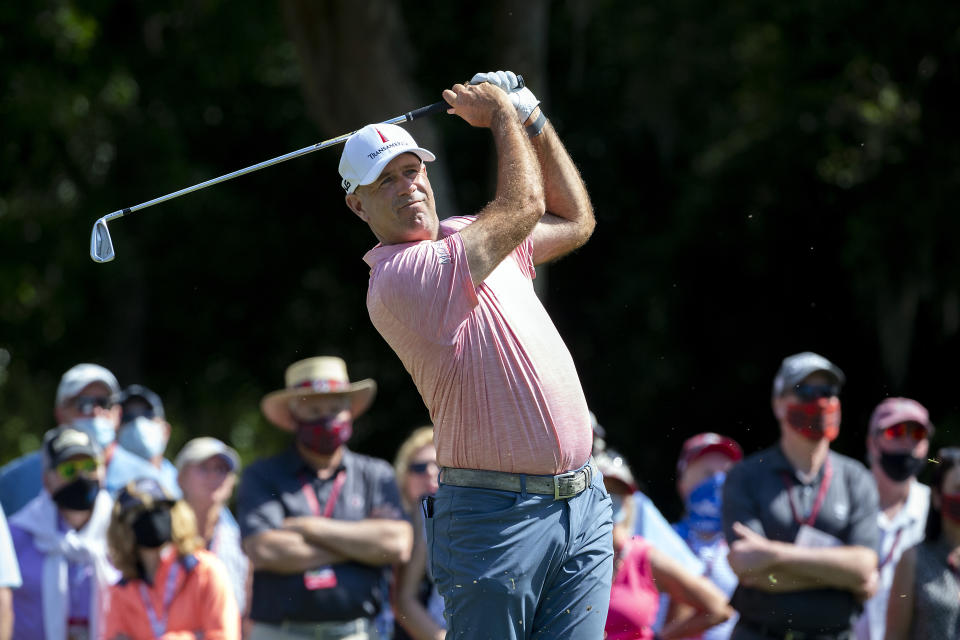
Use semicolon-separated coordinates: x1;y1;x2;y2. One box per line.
107;99;449;221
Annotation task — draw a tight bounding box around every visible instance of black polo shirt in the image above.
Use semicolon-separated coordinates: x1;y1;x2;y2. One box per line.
237;446;405;624
722;444;879;634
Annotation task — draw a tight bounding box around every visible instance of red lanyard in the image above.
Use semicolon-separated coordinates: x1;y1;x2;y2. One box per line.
878;527;905;570
138;560;180;638
301;470;347;517
780;459;833;527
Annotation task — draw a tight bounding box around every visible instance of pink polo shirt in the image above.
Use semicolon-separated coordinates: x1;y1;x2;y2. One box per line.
363;216;592;475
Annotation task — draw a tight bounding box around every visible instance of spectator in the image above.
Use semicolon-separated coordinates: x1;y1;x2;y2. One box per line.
855;398;932;640
673;433;744;640
104;477;240;640
0;363;174;516
238;356;412;639
7;424;119;640
117;384;180;492
598;449;733;639
885;447;960;638
392;426;445;640
723;351;879;639
0;505;21;640
175;437;249;617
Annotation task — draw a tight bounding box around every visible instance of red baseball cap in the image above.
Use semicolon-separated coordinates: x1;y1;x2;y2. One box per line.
869;397;934;436
677;432;743;476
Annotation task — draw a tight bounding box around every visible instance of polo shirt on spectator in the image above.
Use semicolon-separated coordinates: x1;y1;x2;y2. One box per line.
237;446;404;625
722;444;879;634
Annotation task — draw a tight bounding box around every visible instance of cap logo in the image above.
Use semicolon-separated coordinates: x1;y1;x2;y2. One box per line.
54;430;90;450
375;128;388;143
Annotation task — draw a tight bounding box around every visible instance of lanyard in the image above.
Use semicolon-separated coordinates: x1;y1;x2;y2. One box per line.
780;459;833;527
138;560;180;638
300;470;347;517
878;527;905;570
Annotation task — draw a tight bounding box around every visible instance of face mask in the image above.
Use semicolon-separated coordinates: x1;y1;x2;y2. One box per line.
131;509;173;548
941;493;960;524
785;398;841;442
295;415;352;455
72;416;117;448
878;451;926;482
118;417;168;460
610;494;626;524
51;476;100;511
684;471;726;534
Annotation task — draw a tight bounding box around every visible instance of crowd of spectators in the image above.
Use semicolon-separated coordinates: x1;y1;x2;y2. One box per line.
0;351;955;639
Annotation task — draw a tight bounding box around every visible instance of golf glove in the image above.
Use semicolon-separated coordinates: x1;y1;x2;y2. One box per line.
470;70;541;124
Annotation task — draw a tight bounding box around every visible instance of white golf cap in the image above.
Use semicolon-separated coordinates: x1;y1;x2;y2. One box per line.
56;363;120;406
338;123;435;194
175;437;240;472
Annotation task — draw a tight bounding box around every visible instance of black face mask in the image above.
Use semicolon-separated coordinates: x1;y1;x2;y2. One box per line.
879;451;926;482
51;476;100;511
131;509;173;548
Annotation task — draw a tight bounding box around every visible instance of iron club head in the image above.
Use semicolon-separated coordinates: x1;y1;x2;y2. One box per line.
90;217;116;262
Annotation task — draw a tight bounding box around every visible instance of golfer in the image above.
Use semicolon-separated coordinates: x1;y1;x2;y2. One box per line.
338;71;612;638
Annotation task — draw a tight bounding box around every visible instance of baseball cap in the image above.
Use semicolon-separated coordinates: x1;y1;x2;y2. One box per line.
56;363;120;406
175;437;240;472
677;432;743;476
43;424;102;470
117;384;165;422
595;449;637;493
772;351;845;397
116;477;176;515
339;123;435;194
869;397;934;436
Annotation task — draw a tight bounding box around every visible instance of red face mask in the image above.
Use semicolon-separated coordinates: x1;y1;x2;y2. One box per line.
941;492;960;524
295;415;353;455
785;397;841;442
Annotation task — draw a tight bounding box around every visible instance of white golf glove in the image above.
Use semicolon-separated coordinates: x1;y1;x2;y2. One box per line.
470;70;540;124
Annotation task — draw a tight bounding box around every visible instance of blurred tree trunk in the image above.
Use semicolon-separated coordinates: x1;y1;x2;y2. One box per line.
279;0;456;215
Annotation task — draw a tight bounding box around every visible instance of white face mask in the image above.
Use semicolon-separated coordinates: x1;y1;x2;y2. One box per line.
72;416;117;448
117;417;168;460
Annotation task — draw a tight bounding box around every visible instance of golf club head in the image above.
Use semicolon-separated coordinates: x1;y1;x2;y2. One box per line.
90;218;116;262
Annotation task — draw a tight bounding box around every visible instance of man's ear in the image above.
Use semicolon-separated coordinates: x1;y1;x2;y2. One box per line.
345;193;368;222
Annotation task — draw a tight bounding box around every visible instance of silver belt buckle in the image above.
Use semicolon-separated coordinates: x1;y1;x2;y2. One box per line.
553;469;583;499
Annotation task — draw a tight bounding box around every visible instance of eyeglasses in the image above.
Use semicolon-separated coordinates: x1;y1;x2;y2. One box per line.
56;458;99;480
72;395;114;414
408;461;439;475
121;408;156;424
880;422;928;442
792;384;840;402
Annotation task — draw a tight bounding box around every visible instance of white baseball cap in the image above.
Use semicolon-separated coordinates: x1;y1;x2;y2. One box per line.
338;123;435;194
175;437;240;472
56;363;120;406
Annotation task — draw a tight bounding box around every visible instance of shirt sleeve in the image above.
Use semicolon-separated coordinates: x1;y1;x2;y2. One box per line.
193;555;241;640
236;462;286;540
0;506;22;588
369;233;478;344
366;461;406;521
723;461;766;543
102;584;137;639
843;461;881;552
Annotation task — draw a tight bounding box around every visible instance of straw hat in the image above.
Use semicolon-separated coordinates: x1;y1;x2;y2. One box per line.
260;357;377;431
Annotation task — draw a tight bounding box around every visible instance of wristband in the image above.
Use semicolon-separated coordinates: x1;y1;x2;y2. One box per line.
525;111;547;138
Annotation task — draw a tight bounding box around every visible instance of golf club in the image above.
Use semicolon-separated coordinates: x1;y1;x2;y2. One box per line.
89;98;455;263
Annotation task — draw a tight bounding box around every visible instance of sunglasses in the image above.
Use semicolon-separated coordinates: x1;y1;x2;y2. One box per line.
408;461;439;475
792;383;840;402
881;422;928;442
56;458;99;480
72;395;115;414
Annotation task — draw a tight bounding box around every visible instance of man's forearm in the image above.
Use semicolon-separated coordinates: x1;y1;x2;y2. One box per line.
531;115;594;229
766;542;877;592
288;517;413;567
243;529;345;574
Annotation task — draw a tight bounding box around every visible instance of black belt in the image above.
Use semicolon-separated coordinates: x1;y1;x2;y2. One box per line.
739;620;853;640
440;461;594;499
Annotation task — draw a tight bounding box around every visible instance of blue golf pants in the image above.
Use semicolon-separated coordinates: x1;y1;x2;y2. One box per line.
424;464;614;639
